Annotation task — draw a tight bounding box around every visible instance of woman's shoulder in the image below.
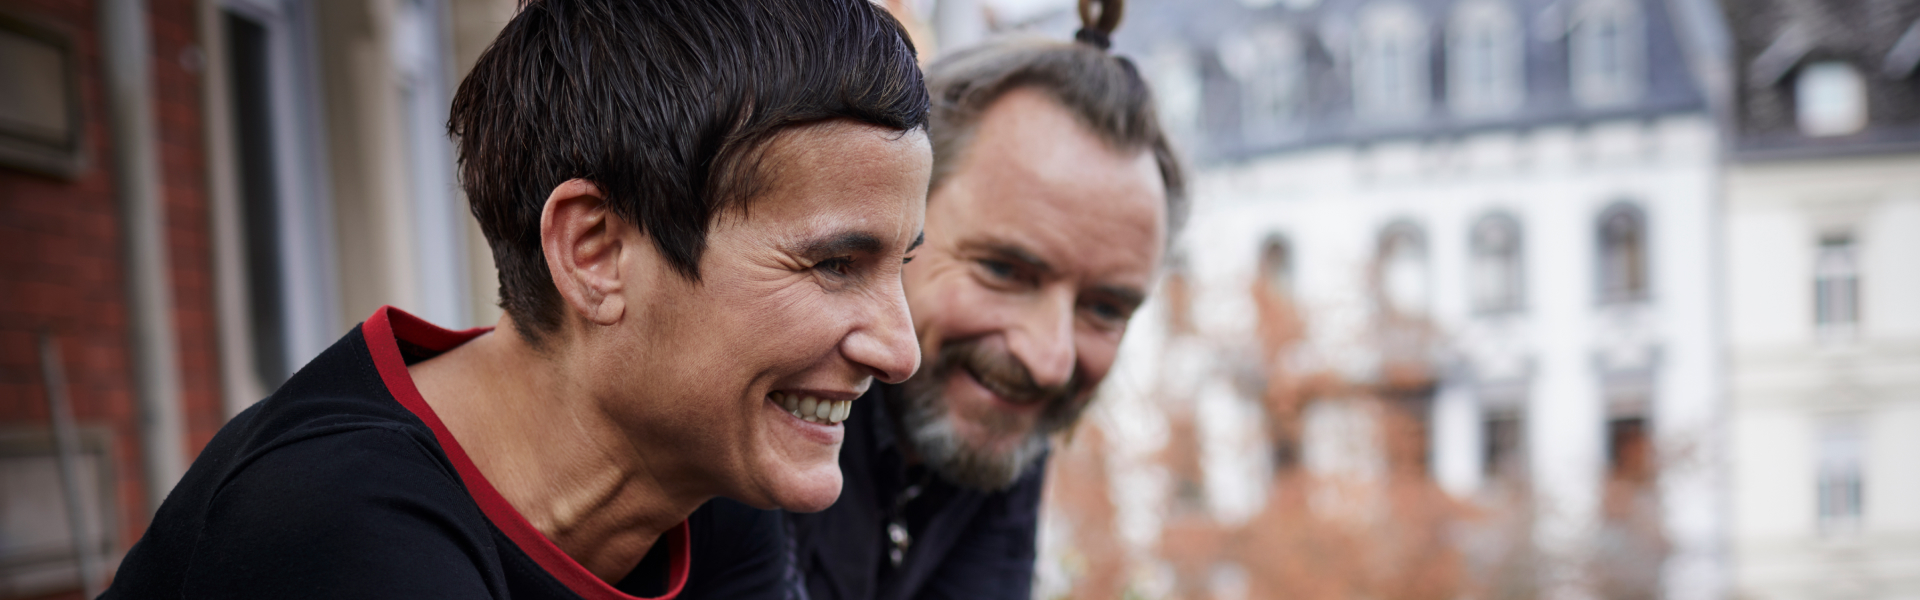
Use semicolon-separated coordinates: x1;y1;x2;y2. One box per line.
103;399;500;599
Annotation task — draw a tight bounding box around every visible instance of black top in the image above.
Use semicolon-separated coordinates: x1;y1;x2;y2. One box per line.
101;307;788;600
785;385;1045;600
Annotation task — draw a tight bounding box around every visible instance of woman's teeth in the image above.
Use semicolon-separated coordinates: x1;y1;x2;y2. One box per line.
772;392;852;425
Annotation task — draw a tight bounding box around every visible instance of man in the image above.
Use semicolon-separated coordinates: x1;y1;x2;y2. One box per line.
785;6;1186;599
102;1;929;598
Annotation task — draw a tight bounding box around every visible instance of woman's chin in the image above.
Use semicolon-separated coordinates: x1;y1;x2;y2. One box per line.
765;467;844;513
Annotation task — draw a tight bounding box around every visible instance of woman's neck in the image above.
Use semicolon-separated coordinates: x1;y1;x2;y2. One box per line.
408;317;708;583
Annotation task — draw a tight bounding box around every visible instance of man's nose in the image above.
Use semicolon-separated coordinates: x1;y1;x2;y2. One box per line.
1008;291;1076;389
843;288;921;384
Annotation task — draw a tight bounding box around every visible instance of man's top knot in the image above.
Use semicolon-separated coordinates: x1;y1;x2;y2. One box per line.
1074;27;1112;50
1075;0;1123;51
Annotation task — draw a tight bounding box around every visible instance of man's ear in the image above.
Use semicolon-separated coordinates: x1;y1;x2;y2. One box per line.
541;179;628;327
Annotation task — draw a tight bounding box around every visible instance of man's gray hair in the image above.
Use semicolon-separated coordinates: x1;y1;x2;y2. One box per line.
923;35;1189;238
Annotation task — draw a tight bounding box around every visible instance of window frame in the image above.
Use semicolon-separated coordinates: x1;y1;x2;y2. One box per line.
1470;211;1526;315
1568;0;1646;107
211;0;342;407
1595;202;1650;305
1375;220;1432;316
1795;61;1869;137
1447;0;1525;115
1816;419;1865;534
1353;1;1432;120
1219;25;1308;133
0;11;86;179
1813;232;1861;334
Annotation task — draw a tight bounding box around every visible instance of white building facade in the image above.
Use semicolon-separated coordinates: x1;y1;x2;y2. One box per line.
1721;2;1920;598
1098;0;1729;597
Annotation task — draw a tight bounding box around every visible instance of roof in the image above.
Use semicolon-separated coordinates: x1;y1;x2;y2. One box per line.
1719;0;1920;159
1109;0;1712;163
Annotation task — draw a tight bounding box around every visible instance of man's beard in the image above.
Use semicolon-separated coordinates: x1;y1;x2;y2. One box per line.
892;339;1089;491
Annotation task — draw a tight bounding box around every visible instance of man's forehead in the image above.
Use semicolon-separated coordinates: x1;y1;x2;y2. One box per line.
928;87;1169;286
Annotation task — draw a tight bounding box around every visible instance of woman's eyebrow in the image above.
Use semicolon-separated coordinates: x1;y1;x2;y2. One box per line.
797;230;925;256
797;231;885;256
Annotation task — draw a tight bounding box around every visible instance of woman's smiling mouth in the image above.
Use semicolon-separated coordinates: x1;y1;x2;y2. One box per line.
770;391;854;425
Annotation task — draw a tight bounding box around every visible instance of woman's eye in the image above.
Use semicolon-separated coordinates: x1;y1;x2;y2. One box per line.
903;253;917;265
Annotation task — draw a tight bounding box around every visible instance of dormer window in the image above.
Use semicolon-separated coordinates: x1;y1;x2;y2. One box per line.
1354;1;1430;120
1448;0;1524;115
1220;27;1306;131
1570;0;1644;107
1796;61;1868;137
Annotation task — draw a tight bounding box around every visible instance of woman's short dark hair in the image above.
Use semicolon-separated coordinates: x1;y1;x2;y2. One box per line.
450;0;929;345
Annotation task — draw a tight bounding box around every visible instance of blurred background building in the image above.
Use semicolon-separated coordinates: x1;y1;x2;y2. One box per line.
1720;1;1920;599
0;0;1915;599
0;0;511;595
1047;0;1726;598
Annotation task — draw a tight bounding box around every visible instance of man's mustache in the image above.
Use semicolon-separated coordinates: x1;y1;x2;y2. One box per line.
942;341;1080;408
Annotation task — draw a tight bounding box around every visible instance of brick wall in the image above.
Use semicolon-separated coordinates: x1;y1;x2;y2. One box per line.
0;0;226;569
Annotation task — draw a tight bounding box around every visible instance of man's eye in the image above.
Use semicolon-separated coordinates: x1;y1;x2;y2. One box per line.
816;257;855;277
1086;301;1127;322
978;259;1016;279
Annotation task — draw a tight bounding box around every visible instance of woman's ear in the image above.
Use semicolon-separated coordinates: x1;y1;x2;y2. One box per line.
541;179;628;326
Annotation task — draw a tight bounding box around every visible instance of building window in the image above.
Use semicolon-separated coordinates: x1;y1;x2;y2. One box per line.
1471;212;1524;313
1259;233;1294;296
394;0;471;327
0;429;118;597
1483;409;1525;479
1605;415;1651;481
1814;233;1860;330
1817;420;1864;532
1354;1;1430;120
1596;203;1648;304
1796;61;1868;137
1569;0;1644;107
1377;222;1430;316
1448;0;1524;115
224;11;291;386
1220;26;1306;132
0;16;85;178
220;0;340;393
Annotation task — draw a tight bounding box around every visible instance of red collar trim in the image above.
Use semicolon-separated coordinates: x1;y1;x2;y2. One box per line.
362;306;691;600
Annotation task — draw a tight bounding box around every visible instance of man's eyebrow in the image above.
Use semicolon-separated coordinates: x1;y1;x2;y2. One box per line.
968;241;1055;275
797;231;885;256
1092;284;1146;309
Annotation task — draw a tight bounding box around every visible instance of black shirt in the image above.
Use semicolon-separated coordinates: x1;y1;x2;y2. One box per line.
785;386;1045;600
102;307;787;599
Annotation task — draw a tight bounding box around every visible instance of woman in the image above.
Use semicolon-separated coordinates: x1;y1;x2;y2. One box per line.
101;1;930;598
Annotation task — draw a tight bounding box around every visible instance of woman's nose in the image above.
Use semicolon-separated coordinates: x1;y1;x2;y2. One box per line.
843;288;921;384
